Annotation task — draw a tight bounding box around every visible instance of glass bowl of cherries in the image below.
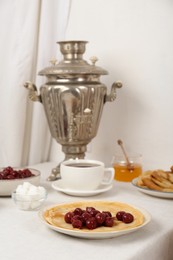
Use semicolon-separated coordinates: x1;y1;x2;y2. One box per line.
0;166;40;196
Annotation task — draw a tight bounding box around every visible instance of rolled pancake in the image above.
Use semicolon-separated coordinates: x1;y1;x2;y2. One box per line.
44;201;144;232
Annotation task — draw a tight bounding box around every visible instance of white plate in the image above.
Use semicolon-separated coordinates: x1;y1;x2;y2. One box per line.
52;179;113;196
132;178;173;199
38;202;151;239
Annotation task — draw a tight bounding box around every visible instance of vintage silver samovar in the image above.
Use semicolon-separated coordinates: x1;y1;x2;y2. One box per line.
24;41;122;180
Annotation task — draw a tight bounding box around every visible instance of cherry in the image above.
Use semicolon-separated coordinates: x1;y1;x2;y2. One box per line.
95;212;106;225
86;217;97;230
86;207;95;213
72;219;83;229
64;212;74;224
73;208;83;216
116;211;126;221
122;213;134;223
81;212;92;222
90;209;100;217
104;217;114;227
102;211;112;217
71;215;83;222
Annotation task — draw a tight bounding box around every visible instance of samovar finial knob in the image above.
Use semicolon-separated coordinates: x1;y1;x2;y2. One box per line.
49;58;58;66
90;56;98;66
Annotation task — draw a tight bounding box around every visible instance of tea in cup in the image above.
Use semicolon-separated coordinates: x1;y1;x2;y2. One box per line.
60;159;114;191
112;154;142;182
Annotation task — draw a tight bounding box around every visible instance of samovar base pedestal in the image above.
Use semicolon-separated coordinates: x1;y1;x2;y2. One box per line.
47;167;61;181
47;144;87;181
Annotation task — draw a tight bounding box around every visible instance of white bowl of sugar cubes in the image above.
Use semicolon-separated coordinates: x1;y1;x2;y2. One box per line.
12;182;47;210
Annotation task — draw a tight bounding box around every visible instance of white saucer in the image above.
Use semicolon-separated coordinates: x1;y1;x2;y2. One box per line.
51;179;113;196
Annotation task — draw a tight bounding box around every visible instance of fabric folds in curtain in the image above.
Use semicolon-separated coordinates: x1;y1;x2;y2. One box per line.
0;0;71;167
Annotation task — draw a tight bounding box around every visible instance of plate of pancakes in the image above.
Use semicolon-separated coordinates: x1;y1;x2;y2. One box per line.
38;200;151;239
132;167;173;198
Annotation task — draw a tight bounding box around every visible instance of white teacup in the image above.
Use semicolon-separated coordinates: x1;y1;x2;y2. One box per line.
60;159;114;191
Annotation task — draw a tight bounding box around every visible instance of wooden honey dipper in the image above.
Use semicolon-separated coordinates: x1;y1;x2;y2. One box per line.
117;139;134;171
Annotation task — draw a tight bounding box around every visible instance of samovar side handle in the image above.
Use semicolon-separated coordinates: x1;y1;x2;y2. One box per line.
23;81;42;103
105;81;122;102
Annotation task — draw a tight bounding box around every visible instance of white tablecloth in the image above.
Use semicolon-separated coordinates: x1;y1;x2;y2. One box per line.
1;162;173;260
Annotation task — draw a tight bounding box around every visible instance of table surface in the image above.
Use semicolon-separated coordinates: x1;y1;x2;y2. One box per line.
1;162;173;260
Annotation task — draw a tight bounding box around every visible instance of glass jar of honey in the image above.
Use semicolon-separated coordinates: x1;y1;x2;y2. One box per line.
112;154;142;182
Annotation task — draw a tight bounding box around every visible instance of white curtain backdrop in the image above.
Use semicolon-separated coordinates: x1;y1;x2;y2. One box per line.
0;0;71;167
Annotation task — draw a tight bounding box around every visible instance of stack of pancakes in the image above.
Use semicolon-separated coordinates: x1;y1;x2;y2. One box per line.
137;168;173;192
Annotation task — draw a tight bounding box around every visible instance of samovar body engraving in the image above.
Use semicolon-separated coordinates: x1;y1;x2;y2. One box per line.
40;83;106;143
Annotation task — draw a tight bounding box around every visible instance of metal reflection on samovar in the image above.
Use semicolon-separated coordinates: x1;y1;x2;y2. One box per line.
24;41;122;180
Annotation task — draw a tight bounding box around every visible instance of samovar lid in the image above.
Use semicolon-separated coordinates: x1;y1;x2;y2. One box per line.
38;41;108;76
